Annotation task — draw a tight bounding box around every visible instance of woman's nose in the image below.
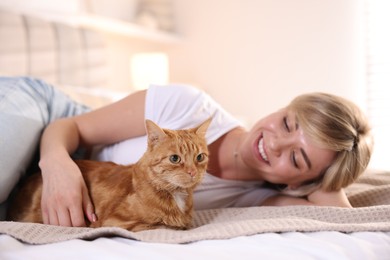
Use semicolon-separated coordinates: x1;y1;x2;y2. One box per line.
268;134;293;156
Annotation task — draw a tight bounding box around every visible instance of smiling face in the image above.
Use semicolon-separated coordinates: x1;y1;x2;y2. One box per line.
240;107;336;189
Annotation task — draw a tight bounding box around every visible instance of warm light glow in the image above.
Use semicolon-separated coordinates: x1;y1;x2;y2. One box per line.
130;52;169;90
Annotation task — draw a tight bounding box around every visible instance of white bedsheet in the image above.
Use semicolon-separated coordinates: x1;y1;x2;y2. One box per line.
1;231;390;260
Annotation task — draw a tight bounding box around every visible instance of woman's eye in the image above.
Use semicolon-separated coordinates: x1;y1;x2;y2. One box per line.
291;151;299;168
283;117;290;132
169;154;181;163
196;153;205;162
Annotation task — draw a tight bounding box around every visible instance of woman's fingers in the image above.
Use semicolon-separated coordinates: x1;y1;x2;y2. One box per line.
44;204;86;227
43;200;86;227
41;200;49;224
40;158;92;227
47;206;59;226
69;203;87;227
82;188;97;223
57;208;73;227
41;180;88;227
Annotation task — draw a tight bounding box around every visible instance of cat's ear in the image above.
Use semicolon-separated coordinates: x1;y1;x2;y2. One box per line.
145;120;167;144
195;117;212;137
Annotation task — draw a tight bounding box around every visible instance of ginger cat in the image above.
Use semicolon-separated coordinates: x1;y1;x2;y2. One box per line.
7;119;211;232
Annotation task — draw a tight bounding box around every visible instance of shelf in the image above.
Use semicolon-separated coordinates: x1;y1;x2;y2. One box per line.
3;3;180;44
21;10;180;44
79;14;180;44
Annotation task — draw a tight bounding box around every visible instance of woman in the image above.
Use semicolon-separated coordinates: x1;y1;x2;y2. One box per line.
0;76;373;227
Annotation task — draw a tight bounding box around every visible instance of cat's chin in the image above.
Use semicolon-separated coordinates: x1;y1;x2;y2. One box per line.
169;179;201;190
178;183;198;189
163;173;204;190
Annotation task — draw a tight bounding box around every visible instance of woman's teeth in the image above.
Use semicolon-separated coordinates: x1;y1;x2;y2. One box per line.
258;138;269;162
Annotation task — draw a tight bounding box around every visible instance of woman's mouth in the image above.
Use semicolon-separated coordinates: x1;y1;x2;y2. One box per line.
257;137;269;163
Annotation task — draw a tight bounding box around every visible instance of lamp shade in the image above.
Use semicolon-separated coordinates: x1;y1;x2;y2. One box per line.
130;52;169;90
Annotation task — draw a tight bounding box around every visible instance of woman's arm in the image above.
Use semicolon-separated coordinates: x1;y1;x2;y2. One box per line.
261;188;352;208
39;90;147;227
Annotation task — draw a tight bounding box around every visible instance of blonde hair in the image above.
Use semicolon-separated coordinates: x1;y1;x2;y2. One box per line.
282;92;373;197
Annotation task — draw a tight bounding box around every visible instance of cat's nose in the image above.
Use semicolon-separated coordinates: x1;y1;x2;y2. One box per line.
188;169;196;177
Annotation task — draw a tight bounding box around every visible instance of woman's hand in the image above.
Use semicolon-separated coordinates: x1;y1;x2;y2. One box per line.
262;188;352;207
307;188;352;208
40;154;96;227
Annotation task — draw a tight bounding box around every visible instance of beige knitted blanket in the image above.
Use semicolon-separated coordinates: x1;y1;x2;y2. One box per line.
1;171;389;244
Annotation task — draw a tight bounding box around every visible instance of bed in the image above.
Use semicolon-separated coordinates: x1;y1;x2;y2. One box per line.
1;8;390;260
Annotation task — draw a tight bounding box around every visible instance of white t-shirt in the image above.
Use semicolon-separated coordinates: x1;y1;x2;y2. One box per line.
93;84;278;209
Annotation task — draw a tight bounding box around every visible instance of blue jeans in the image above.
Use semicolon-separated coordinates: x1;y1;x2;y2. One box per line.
0;76;90;219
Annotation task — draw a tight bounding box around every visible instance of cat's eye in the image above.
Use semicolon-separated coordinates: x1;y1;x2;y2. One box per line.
196;153;205;162
169;154;181;163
